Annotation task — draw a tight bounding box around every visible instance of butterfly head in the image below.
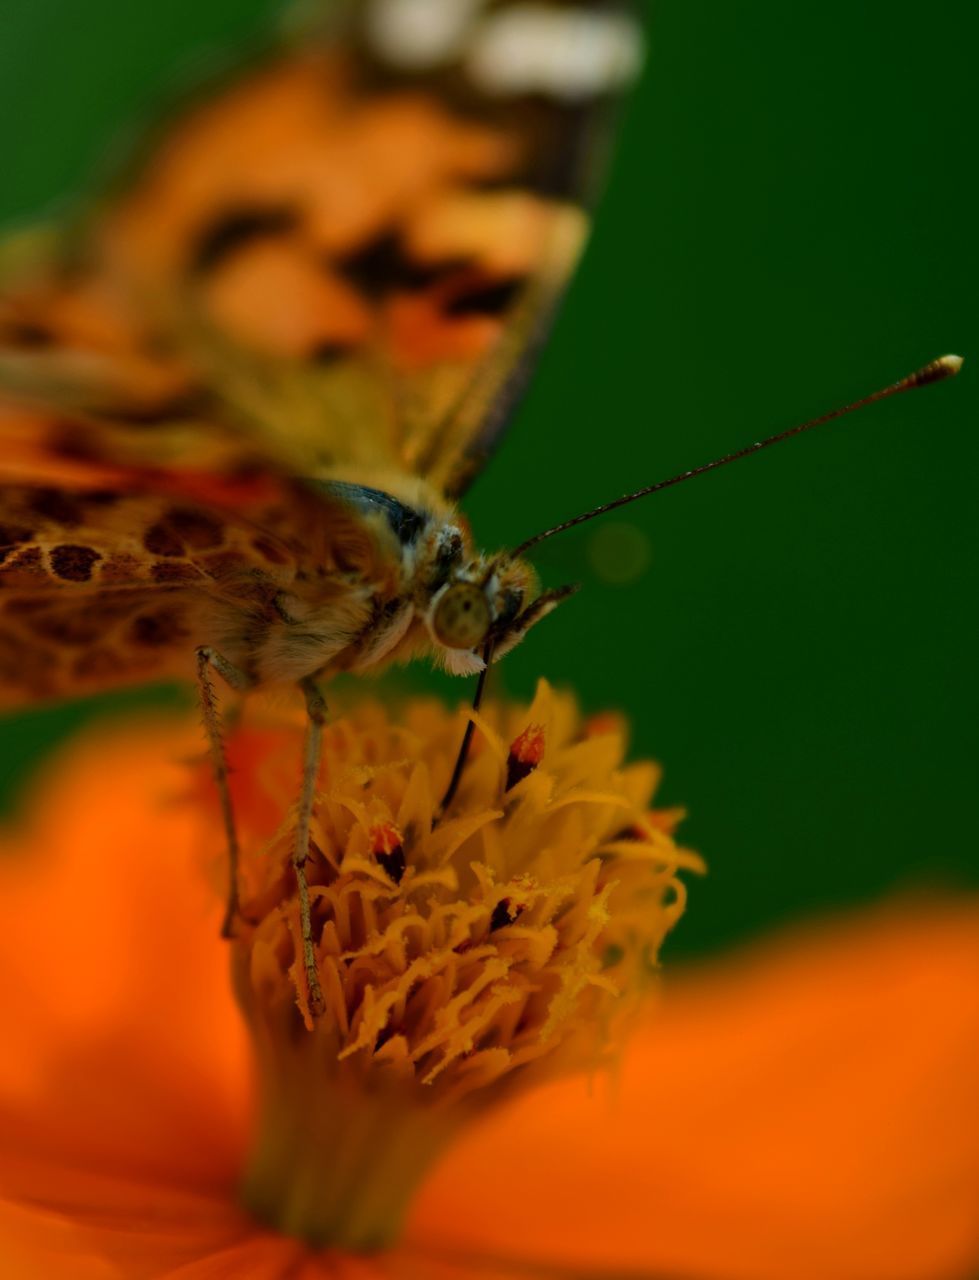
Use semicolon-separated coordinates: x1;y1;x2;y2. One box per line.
422;532;577;675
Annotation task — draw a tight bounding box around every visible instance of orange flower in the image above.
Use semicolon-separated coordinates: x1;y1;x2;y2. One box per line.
0;690;977;1280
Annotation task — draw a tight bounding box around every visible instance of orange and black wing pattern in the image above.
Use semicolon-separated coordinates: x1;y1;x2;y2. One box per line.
0;396;299;704
0;0;644;499
0;407;395;704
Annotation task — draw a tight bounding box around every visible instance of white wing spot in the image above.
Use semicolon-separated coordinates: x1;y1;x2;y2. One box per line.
467;5;644;100
367;0;487;69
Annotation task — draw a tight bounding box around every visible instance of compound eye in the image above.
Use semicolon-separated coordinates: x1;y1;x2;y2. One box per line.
432;583;491;650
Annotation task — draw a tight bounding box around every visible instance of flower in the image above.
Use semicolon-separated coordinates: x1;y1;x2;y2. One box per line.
211;683;696;1249
0;689;977;1280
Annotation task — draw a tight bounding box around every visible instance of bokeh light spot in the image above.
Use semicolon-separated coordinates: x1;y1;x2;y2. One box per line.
587;521;652;585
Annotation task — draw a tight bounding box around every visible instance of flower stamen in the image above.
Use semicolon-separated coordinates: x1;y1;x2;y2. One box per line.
489;897;522;930
204;681;697;1250
370;821;406;884
505;722;546;790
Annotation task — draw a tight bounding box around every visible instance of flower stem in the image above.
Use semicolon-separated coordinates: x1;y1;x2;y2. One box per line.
239;1012;458;1251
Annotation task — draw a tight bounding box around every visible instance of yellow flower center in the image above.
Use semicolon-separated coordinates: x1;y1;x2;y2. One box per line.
216;681;700;1250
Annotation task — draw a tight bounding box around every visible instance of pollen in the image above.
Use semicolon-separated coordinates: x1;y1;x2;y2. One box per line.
209;680;701;1250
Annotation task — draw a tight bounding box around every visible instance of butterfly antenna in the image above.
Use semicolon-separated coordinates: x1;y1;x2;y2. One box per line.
510;354;963;559
438;641;494;816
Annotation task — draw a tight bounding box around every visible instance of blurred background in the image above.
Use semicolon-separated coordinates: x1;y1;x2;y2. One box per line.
0;0;975;963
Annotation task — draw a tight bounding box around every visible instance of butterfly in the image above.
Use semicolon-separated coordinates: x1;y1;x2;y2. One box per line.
0;0;959;1017
0;0;650;1011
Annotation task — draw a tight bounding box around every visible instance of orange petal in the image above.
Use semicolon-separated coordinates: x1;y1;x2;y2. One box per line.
410;901;979;1280
0;720;250;1190
0;1172;260;1279
0;1198;117;1280
0;1178;576;1280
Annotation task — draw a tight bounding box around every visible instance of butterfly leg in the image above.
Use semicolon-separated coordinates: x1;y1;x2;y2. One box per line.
196;646;254;939
295;675;327;1018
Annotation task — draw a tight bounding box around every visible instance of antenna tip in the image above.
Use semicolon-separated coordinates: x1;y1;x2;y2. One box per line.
906;353;964;388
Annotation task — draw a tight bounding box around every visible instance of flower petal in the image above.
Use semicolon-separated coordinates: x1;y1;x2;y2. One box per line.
0;1185;611;1280
0;722;249;1190
0;1197;117;1280
0;1172;254;1279
410;901;979;1280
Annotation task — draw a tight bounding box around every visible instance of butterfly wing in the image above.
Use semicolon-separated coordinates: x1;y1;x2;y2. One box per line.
0;0;642;702
0;0;643;500
0;383;392;704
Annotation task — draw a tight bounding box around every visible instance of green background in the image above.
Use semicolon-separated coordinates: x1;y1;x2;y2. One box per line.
0;0;975;963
